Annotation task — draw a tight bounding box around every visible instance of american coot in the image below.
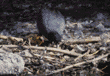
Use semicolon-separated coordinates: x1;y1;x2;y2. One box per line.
36;7;66;43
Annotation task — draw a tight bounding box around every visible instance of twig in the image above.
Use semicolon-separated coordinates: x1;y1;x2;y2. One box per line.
2;45;12;52
0;45;82;56
24;67;33;73
34;53;55;61
22;41;26;46
49;53;110;74
74;50;90;61
65;36;110;43
0;35;23;42
101;65;108;70
92;67;105;73
86;50;100;57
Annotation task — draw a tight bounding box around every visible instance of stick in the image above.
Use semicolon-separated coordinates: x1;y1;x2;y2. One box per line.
0;35;23;42
0;45;82;56
50;53;110;74
65;36;110;43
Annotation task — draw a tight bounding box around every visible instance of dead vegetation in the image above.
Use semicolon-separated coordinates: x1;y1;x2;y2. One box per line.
0;31;110;76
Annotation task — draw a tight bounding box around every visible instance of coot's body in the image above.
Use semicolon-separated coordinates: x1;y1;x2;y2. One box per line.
36;7;66;43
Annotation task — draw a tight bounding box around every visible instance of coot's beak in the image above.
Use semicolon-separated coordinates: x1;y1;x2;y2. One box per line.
40;35;49;41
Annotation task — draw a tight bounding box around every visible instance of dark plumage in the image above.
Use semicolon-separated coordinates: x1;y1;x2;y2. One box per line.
36;7;66;43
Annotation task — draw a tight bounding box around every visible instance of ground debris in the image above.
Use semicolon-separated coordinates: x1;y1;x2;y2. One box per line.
0;33;110;76
0;13;110;76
